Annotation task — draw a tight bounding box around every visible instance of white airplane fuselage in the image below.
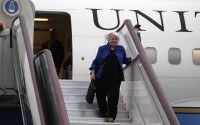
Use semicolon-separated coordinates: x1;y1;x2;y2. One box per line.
31;0;200;107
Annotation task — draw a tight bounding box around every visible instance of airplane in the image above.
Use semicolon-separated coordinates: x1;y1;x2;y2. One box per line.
32;0;200;124
32;0;200;107
0;0;200;124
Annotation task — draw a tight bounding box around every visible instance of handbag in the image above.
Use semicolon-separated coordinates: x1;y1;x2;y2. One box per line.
87;60;103;104
86;79;96;104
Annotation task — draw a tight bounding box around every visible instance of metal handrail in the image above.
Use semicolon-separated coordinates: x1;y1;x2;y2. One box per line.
11;15;70;125
117;19;180;125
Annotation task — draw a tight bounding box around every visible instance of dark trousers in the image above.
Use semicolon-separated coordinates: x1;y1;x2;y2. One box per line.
96;66;121;120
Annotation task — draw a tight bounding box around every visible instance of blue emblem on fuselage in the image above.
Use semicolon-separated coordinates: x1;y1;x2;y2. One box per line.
3;0;21;16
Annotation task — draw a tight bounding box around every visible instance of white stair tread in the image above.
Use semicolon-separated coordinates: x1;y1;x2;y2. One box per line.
69;117;132;123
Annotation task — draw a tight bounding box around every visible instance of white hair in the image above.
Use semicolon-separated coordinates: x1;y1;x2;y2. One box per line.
107;32;120;41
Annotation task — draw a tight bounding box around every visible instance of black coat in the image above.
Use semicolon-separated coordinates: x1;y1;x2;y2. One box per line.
41;39;64;73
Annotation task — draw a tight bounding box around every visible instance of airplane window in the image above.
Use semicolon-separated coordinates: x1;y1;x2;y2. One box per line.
168;48;181;65
145;47;157;64
192;48;200;65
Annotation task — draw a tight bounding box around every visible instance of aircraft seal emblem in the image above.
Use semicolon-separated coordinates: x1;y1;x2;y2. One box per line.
3;0;21;16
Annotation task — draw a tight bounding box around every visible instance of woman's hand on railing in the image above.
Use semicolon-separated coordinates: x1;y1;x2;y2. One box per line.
130;57;135;62
127;57;136;65
123;55;140;70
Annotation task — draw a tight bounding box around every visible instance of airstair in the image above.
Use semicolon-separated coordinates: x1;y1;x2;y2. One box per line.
56;20;180;125
59;80;133;125
0;0;180;125
59;79;160;125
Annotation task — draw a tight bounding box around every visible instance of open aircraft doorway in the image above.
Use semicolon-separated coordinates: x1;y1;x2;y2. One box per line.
33;11;72;79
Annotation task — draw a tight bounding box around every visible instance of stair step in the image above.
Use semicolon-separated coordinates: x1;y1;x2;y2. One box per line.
60;80;90;87
67;109;130;118
70;118;162;125
69;121;135;125
70;121;161;125
65;102;126;110
63;94;123;103
61;86;88;94
69;117;132;123
61;86;124;96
